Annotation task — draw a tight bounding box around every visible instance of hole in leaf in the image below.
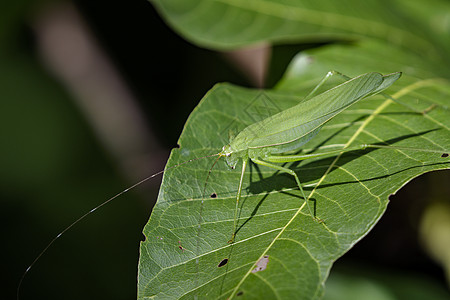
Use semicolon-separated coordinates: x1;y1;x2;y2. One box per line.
442;153;449;158
210;193;217;198
218;258;229;267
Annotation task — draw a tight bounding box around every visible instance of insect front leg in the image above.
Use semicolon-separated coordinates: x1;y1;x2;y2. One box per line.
229;159;248;244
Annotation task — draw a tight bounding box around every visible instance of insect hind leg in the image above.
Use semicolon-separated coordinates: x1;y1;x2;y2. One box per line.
251;158;323;223
332;71;436;114
304;70;361;101
304;71;339;100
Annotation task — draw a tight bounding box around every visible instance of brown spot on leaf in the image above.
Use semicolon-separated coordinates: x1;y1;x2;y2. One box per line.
252;255;269;273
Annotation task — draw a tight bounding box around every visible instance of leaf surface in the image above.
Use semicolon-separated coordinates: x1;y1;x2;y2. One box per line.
138;43;450;299
149;0;446;59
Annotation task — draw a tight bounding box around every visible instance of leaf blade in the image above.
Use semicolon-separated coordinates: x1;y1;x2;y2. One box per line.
138;51;450;298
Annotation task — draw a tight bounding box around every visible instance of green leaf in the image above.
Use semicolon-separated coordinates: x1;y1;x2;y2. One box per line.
392;0;450;56
149;0;442;57
138;44;450;299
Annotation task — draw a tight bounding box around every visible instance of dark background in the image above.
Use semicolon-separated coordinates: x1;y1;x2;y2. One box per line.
2;1;448;299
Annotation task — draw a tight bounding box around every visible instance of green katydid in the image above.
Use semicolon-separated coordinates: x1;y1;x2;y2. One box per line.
209;71;410;243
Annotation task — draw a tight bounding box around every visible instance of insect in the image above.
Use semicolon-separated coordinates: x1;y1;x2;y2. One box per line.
205;71;449;244
213;71;403;242
19;71;449;299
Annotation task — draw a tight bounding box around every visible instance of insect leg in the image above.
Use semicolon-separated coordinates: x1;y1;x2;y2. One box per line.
229;159;248;244
304;71;339;100
251;158;320;223
333;71;435;114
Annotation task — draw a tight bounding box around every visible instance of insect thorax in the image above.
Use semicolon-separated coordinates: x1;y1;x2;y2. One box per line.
221;144;248;169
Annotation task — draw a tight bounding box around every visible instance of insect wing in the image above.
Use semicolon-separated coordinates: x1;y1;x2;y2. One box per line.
230;73;386;153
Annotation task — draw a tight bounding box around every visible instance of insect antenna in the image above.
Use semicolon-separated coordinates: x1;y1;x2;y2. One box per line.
194;153;222;294
17;152;220;300
197;153;222;243
202;154;223;202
